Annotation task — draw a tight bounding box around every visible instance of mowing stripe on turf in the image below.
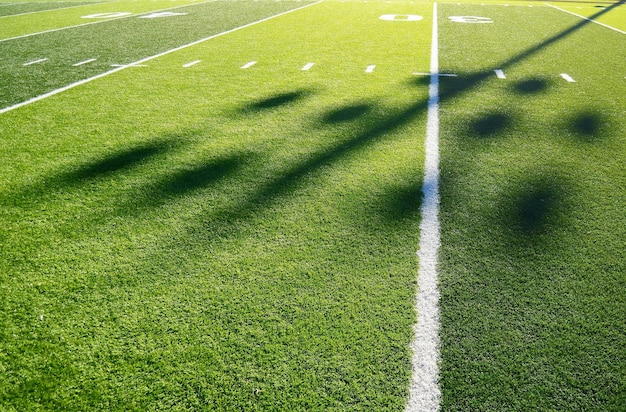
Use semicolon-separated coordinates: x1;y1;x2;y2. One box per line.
406;3;441;411
546;3;626;35
0;1;109;20
0;0;322;115
0;0;219;43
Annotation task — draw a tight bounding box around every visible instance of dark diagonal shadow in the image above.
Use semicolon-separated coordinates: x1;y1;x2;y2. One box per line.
178;2;625;243
119;152;251;214
4;140;176;206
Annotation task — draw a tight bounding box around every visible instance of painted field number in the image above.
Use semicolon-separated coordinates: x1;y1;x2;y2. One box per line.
448;16;493;23
139;12;187;19
82;12;132;19
379;14;423;21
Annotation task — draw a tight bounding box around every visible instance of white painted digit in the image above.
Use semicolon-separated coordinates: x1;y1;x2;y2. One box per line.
139;12;187;19
379;14;423;21
448;16;493;23
82;12;132;19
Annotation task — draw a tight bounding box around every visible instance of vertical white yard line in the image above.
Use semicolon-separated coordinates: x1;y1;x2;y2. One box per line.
545;3;626;35
406;2;441;412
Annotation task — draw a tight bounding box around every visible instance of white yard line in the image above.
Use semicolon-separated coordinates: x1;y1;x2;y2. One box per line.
406;2;441;412
301;62;315;71
23;58;48;66
0;0;322;115
183;60;202;67
560;73;576;82
73;58;98;67
545;3;626;35
240;60;257;69
365;64;376;73
494;69;506;79
0;0;218;43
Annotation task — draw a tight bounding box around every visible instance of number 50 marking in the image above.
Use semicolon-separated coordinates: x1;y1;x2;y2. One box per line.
448;16;493;23
379;14;493;23
379;14;424;21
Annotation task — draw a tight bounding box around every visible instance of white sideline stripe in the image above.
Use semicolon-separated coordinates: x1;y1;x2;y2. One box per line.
494;69;506;79
301;62;315;70
0;1;322;115
72;58;97;66
561;73;576;82
241;61;257;69
183;60;202;67
545;3;626;35
0;0;219;43
365;64;376;73
23;58;48;66
406;2;441;412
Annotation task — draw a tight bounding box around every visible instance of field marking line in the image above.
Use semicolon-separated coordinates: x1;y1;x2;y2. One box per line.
545;3;626;34
241;61;257;69
183;60;202;67
0;0;218;43
406;2;441;412
0;0;322;115
73;58;97;66
494;69;506;79
301;62;315;70
0;1;111;20
365;64;376;73
560;73;576;82
111;63;147;67
23;58;48;66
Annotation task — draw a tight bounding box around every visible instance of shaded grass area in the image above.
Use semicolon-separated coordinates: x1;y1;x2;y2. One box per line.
437;3;625;410
0;1;430;409
0;1;95;17
0;0;313;109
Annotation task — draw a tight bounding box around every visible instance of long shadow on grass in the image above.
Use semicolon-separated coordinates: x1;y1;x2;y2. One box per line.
3;139;177;207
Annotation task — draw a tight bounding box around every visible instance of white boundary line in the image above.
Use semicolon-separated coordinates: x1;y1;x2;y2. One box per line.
545;3;626;35
406;2;441;412
0;0;322;115
0;0;218;43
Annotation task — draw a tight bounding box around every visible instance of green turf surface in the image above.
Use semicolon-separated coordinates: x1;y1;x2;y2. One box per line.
0;0;315;109
0;0;624;410
1;1;431;409
437;2;625;410
0;0;210;40
0;1;97;17
546;1;626;31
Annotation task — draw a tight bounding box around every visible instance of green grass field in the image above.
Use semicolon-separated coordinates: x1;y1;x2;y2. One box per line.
1;0;624;410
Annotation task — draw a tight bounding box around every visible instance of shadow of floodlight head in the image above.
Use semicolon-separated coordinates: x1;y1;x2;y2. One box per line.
466;111;514;138
511;77;551;95
320;102;372;124
566;110;611;142
239;89;315;113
